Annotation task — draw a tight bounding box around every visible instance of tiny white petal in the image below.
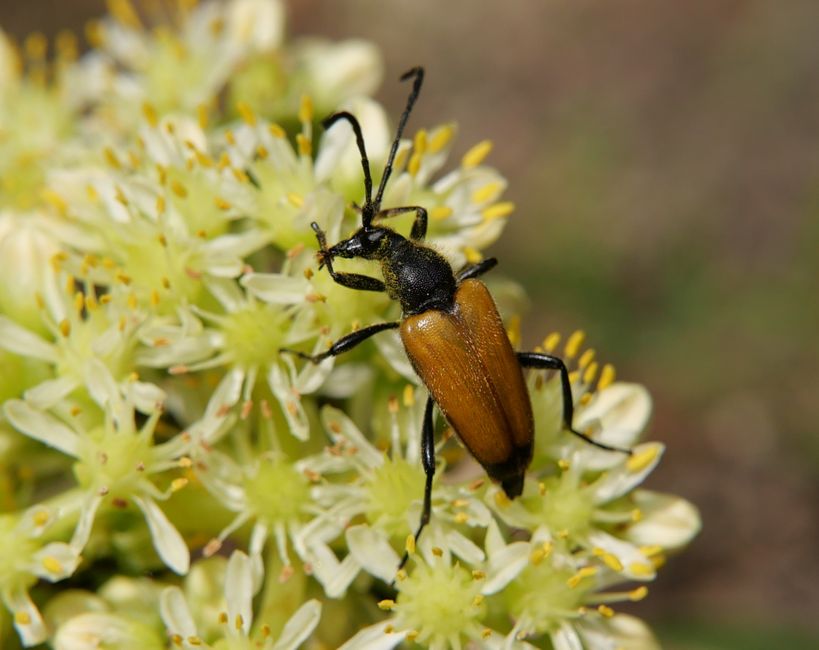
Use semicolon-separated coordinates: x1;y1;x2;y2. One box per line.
577;613;660;650
346;524;399;582
268;363;310;441
584;530;654;581
551;622;584;650
205;368;244;420
125;380;166;413
588;442;665;505
32;542;80;581
271;599;322;650
4;399;80;457
576;383;652;449
84;358;121;411
133;496;190;575
484;540;530;594
159;586;198;638
445;528;485;565
624;490;702;550
375;330;418;382
225;551;253;635
0;316;57;362
304;541;359;598
338;621;406;650
71;493;103;553
320;406;383;468
23;376;77;409
241;272;310;304
4;585;47;646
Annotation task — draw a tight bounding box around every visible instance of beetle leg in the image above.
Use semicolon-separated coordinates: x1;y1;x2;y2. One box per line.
310;221;387;292
281;321;400;363
374;206;428;241
397;396;436;573
455;257;498;282
517;352;632;454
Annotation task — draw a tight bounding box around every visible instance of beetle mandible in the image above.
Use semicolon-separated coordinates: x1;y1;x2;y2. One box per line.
285;67;630;557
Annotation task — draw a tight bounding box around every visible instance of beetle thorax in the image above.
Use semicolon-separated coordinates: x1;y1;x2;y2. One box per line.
380;236;457;315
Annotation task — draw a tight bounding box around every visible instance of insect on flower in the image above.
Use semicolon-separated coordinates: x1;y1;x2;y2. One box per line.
284;67;631;563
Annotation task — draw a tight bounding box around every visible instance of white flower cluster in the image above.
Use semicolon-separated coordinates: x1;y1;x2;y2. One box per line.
0;1;699;648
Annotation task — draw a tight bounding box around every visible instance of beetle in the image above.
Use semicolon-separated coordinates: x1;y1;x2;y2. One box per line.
285;67;630;555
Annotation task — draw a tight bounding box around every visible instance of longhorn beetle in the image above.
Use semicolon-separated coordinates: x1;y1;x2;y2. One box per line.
285;67;630;564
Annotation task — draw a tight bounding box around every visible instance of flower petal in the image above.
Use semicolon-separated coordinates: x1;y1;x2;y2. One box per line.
0;316;57;362
4;399;80;456
272;599;322;650
159;586;198;638
3;584;47;646
133;496;190;575
32;542;81;581
587;442;664;505
346;524;400;583
624;490;702;551
225;551;253;635
338;621;406;650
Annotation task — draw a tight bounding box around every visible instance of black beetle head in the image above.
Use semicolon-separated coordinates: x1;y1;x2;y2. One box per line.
329;226;389;260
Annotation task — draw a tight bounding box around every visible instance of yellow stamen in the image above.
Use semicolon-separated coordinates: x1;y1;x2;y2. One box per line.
543;332;561;353
42;189;68;216
256;145;269;159
297;133;311;156
85;20;105;47
42;555;63;574
142;102;158;127
171;180;188;198
597;604;614;618
107;0;142;28
462;139;493;169
59;319;71;337
429;124;455;153
214;197;231;211
627;446;659;473
578;348;595;370
482;201;515;220
430;206;453;220
583;361;599;385
629;586;649;601
268;123;285;138
405;534;416;555
104;147;121;169
592;547;624;572
33;509;50;526
471;181;502;204
629;562;654;577
567;566;598;588
464;246;482;264
506;315;521;349
14;611;31;625
236;101;257;126
299;95;314;124
407;151;422;176
557;458;570;471
403;384;415;407
378;599;395;611
197;103;209;130
564;329;586;359
171;478;188;492
24;32;48;60
413;128;427;156
287;193;304;208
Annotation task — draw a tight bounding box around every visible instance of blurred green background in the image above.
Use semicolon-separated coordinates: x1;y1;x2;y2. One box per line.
3;1;818;648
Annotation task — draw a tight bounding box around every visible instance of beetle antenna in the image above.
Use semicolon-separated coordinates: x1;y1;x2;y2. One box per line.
322;111;374;223
372;66;424;213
